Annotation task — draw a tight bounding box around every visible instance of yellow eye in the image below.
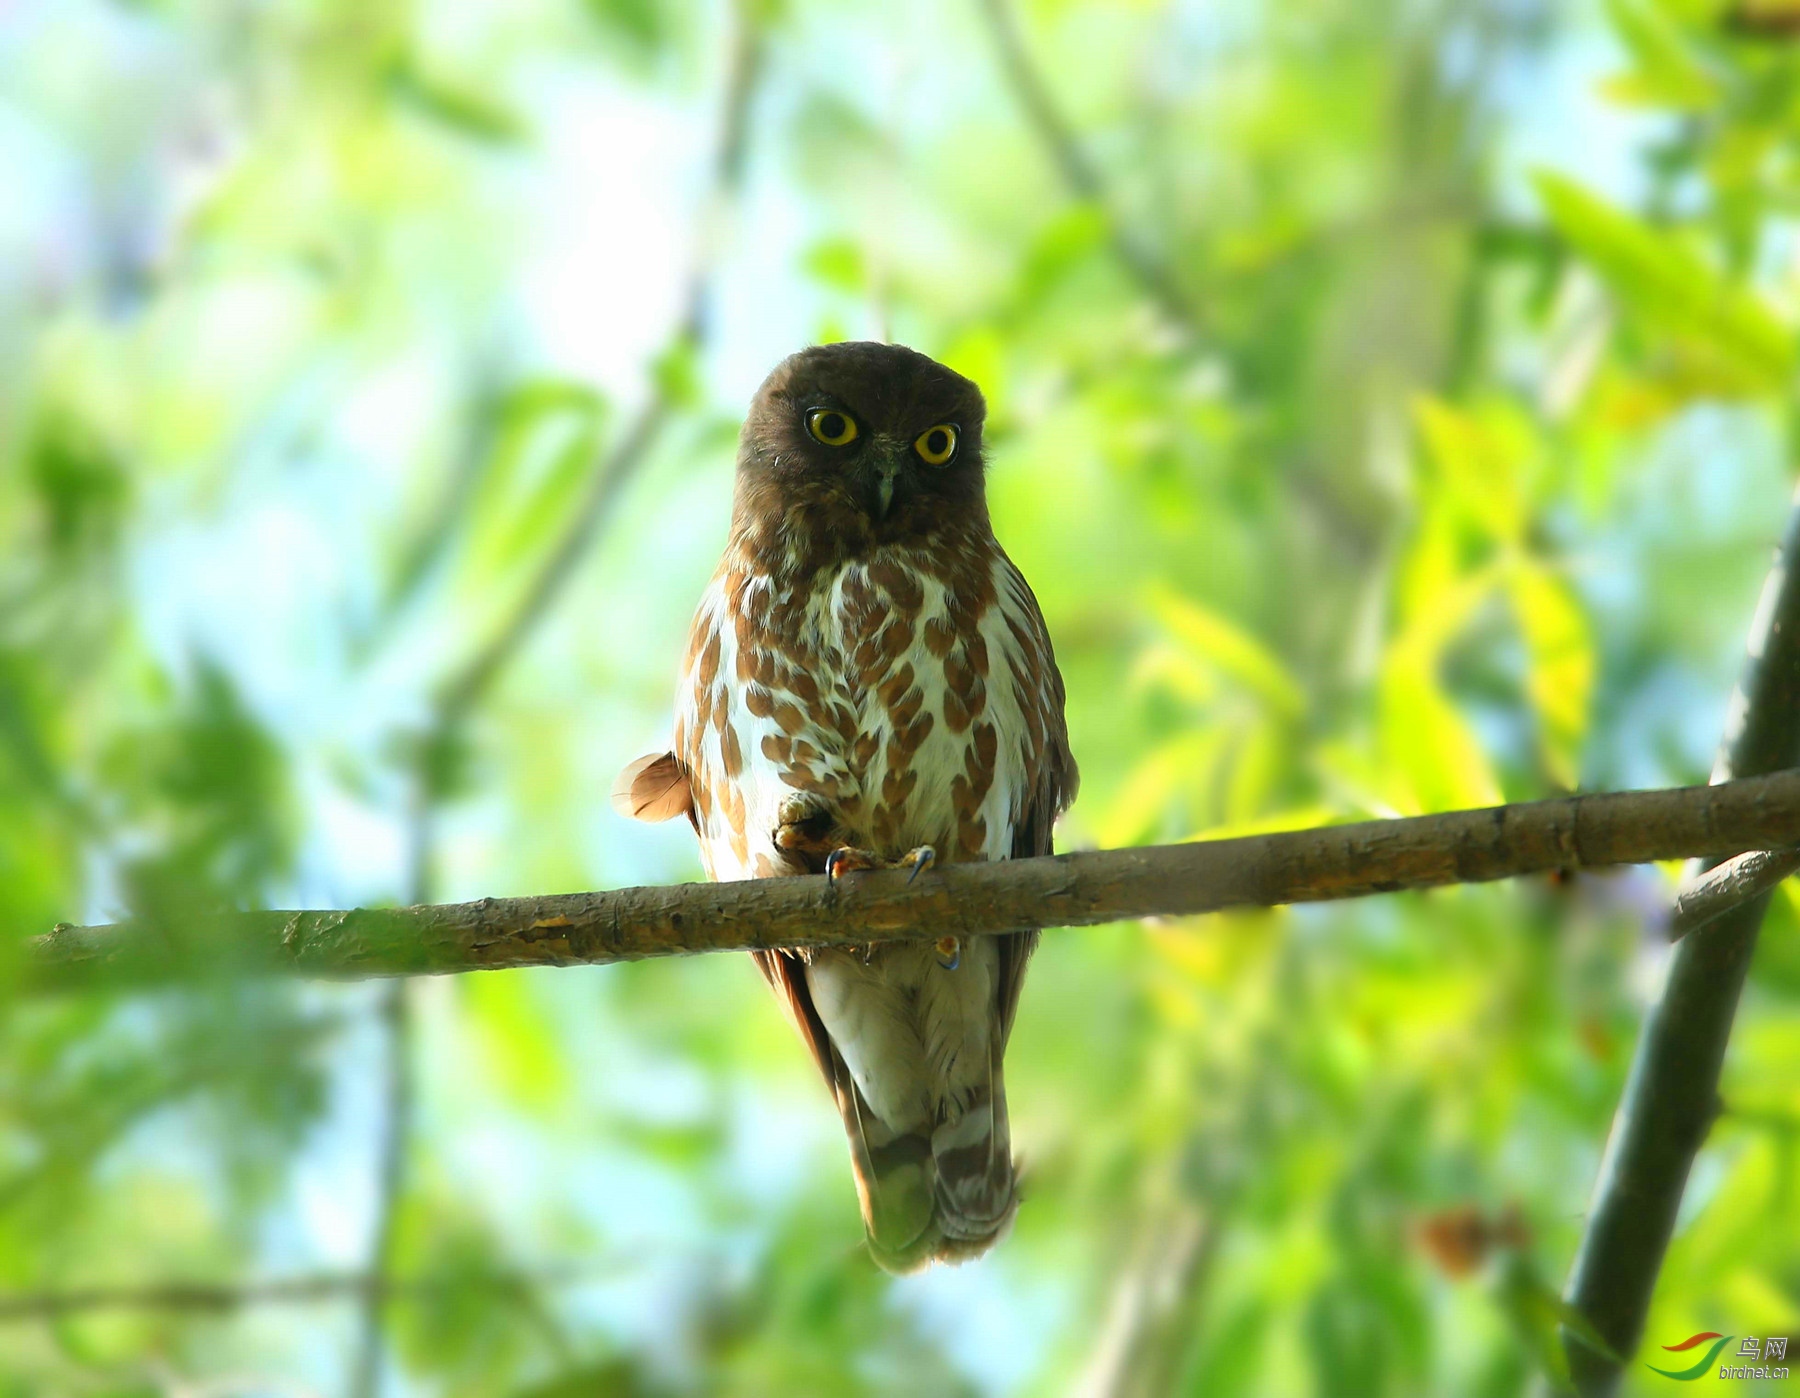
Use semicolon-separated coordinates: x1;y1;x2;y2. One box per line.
806;408;859;447
914;424;958;466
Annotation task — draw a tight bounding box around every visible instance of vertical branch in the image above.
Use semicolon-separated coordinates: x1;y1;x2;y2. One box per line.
350;983;414;1398
1071;1000;1288;1398
1072;1205;1220;1398
432;6;761;731
1560;489;1800;1393
342;11;765;1395
346;771;431;1398
972;0;1203;333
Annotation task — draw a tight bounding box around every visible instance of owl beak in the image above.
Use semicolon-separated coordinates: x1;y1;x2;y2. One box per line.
859;449;905;521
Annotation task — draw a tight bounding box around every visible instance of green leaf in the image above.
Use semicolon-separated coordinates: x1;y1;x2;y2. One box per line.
1018;204;1110;301
1148;586;1305;718
1602;0;1720;110
1533;172;1793;391
1096;728;1230;846
940;325;1007;420
1494;1255;1624;1391
1378;643;1504;814
386;57;527;145
582;0;679;68
512;1358;668;1398
1508;562;1594;788
1412;397;1533;544
461;972;571;1113
651;335;702;408
458;383;607;597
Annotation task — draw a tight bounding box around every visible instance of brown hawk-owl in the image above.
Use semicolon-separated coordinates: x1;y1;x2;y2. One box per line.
614;342;1076;1271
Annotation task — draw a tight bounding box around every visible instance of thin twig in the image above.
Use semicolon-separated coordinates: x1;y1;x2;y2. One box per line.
349;679;437;1398
1073;1206;1218;1398
31;768;1800;990
0;1266;593;1323
1560;493;1800;1395
433;395;670;726
348;978;414;1398
433;9;762;728
1669;844;1800;940
342;15;767;1393
973;0;1202;332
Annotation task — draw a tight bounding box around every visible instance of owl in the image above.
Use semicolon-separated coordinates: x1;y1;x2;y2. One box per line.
615;342;1076;1271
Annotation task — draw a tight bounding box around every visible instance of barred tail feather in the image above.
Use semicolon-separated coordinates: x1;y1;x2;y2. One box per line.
836;1047;1020;1274
932;1056;1019;1252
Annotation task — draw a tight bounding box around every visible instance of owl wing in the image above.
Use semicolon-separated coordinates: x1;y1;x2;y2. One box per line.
994;551;1079;1047
750;945;835;1085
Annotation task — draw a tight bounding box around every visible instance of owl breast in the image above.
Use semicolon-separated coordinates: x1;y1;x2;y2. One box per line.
675;542;1055;883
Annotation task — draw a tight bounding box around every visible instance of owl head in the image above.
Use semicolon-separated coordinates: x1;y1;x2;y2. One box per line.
732;342;988;553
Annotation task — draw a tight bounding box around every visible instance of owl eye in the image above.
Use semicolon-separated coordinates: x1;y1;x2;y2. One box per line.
914;424;958;466
806;408;859;447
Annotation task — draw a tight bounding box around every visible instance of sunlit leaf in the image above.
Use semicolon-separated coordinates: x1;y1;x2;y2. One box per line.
1412;396;1534;543
1602;0;1721;109
940;325;1007;420
461;973;571;1113
1097;728;1229;847
1379;653;1503;813
386;57;527;145
1148;586;1305;718
1508;561;1594;788
455;383;608;605
1534;173;1793;391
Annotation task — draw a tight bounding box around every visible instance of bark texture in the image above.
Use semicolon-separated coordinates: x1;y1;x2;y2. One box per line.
31;767;1800;991
1561;496;1800;1395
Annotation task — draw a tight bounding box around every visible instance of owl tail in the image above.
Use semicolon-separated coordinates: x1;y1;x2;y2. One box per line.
835;1044;1021;1274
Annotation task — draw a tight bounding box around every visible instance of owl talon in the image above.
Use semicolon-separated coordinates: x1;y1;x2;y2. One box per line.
934;934;961;971
825;844;936;888
904;846;937;884
825;846;879;885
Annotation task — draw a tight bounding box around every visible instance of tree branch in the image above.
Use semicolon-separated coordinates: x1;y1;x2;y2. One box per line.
30;769;1800;991
1560;494;1800;1395
1669;843;1800;940
0;1266;591;1323
345;14;766;1393
349;976;415;1398
433;11;761;729
973;0;1203;332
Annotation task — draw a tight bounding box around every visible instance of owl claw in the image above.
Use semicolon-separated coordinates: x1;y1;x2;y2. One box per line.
934;934;961;971
825;846;878;885
824;844;936;887
904;846;937;884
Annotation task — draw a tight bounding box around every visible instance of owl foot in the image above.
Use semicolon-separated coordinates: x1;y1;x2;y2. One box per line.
823;844;938;886
934;935;961;971
773;793;837;862
825;846;880;884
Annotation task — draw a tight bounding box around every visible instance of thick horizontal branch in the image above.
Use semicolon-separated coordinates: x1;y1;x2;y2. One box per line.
27;769;1800;991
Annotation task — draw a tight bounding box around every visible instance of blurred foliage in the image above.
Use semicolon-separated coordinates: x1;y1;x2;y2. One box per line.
3;0;1800;1393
